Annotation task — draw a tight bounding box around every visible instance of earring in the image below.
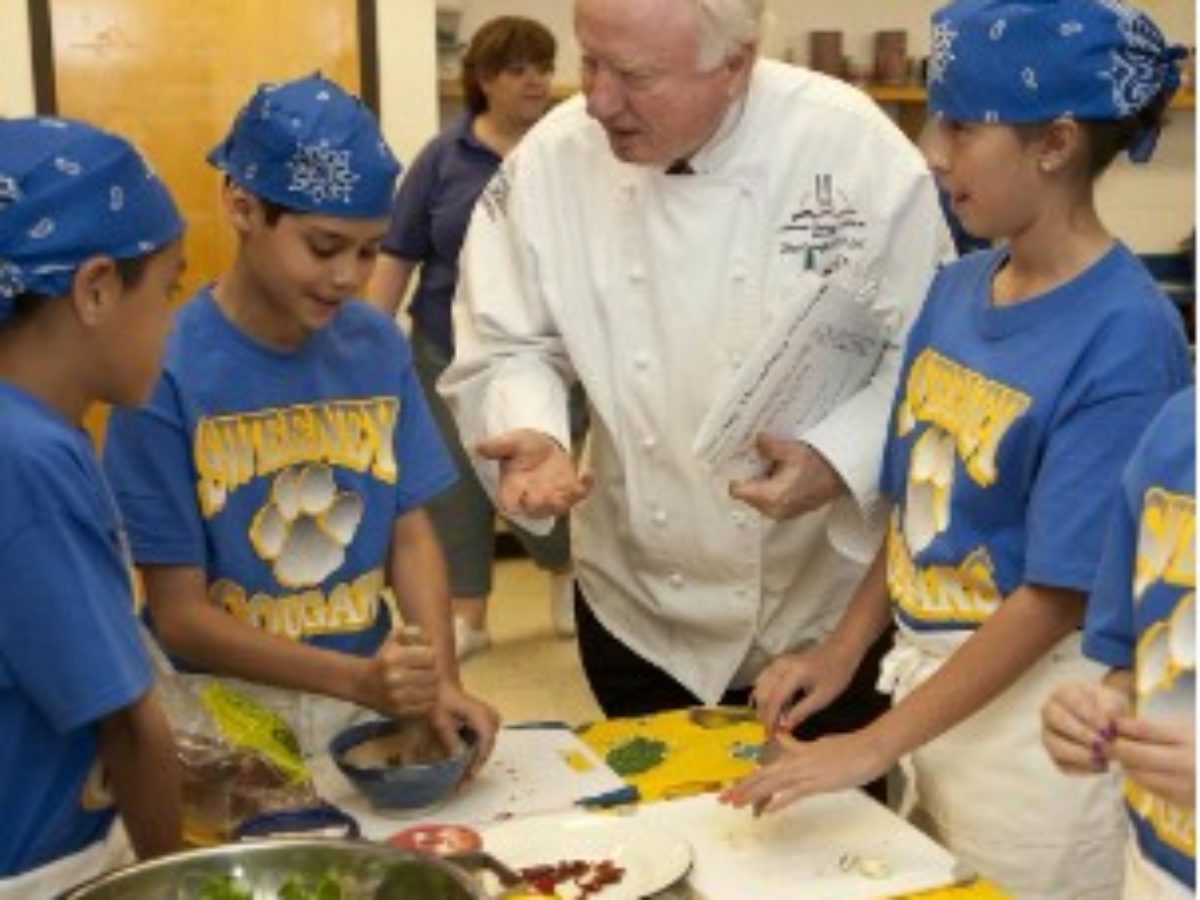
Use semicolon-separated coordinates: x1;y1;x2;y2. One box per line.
1039;158;1053;173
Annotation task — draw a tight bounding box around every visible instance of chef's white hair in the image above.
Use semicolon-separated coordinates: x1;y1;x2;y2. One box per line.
692;0;765;70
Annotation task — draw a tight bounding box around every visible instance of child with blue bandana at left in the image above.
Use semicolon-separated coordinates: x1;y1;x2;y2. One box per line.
0;118;186;894
722;1;1192;896
103;74;500;766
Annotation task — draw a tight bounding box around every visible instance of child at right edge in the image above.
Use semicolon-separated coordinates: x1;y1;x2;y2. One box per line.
1043;386;1195;899
720;1;1193;896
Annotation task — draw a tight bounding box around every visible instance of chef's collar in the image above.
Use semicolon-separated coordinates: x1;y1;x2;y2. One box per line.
667;89;748;176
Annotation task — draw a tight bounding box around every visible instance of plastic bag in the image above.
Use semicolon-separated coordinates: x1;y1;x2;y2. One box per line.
141;626;318;844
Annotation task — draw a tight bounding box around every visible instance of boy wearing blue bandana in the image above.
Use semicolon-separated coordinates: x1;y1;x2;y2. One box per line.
103;74;499;764
722;1;1191;895
1044;386;1195;898
0;119;185;892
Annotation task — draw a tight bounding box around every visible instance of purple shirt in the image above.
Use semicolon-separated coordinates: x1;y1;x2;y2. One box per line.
382;114;500;356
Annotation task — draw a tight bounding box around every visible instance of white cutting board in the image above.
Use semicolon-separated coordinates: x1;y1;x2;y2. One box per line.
632;791;964;899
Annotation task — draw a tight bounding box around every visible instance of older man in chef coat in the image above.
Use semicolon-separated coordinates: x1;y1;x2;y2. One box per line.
441;0;954;733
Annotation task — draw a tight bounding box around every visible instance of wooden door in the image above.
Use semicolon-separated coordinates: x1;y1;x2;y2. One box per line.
33;0;369;440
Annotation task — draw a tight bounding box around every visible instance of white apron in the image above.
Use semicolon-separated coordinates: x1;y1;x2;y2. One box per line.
0;820;130;900
879;627;1127;899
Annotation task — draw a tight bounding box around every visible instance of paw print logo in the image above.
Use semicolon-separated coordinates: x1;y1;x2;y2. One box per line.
250;464;364;588
904;426;957;553
1137;592;1194;722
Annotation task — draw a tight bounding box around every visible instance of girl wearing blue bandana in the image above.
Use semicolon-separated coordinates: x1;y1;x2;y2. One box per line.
1044;386;1195;898
722;1;1191;896
102;75;500;765
0;118;185;893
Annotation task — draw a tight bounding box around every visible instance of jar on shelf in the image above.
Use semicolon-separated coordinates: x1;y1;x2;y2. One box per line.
809;31;845;79
874;30;908;86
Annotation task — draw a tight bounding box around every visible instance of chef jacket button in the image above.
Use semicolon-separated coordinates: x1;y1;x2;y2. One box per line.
629;265;646;282
669;573;685;588
633;353;650;370
641;435;658;451
731;510;748;527
652;508;668;526
730;353;743;367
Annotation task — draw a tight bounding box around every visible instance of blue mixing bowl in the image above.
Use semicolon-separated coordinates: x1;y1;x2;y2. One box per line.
329;719;477;815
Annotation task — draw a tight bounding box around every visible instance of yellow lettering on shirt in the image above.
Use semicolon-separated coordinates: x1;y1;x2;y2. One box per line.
194;399;400;517
1125;779;1196;859
209;567;385;640
886;512;1002;625
898;350;1031;487
1135;488;1196;600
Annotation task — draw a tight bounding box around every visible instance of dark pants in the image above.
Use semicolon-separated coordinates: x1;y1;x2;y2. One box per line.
575;586;894;802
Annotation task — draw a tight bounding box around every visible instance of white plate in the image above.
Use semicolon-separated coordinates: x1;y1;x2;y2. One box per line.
483;812;692;899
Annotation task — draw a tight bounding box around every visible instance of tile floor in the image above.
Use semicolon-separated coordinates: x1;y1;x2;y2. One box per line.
459;558;603;727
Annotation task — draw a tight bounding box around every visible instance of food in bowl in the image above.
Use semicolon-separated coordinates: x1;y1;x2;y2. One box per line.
329;718;477;814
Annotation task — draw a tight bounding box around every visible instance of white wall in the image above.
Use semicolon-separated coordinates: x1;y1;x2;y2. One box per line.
377;0;440;165
0;0;36;117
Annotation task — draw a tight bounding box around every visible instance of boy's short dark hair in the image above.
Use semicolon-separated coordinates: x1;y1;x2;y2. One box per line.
257;196;296;226
461;16;557;115
223;175;297;226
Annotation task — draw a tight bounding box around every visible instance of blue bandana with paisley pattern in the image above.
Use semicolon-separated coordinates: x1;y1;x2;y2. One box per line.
0;117;183;321
208;73;400;219
928;0;1186;161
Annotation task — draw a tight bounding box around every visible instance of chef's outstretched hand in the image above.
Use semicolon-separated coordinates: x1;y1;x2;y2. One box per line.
729;436;847;520
476;428;591;518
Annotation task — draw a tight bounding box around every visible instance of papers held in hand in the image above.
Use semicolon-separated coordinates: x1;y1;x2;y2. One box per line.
692;272;891;478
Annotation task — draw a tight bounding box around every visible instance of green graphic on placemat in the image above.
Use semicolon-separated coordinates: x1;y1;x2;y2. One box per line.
606;736;669;776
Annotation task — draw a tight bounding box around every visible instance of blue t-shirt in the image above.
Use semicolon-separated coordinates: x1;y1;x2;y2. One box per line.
103;290;457;665
1084;386;1195;888
881;244;1192;631
381;113;500;356
0;384;151;876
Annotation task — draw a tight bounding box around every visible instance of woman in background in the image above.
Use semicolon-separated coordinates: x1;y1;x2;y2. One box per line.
368;17;576;659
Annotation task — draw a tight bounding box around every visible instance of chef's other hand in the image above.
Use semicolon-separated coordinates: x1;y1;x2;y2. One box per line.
357;631;439;717
753;642;858;734
477;428;591;518
729;436;847;520
432;683;501;779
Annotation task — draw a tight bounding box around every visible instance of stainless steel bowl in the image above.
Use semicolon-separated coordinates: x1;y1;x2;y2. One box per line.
58;837;486;899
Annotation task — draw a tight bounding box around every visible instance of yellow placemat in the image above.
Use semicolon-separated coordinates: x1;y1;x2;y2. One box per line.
577;708;762;802
577;709;1009;900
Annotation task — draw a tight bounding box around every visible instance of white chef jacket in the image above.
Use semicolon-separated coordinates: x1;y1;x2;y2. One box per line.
442;60;954;703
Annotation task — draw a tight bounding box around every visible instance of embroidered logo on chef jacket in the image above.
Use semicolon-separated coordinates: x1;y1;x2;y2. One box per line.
887;348;1030;625
1126;487;1195;857
190;398;399;639
778;173;867;276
